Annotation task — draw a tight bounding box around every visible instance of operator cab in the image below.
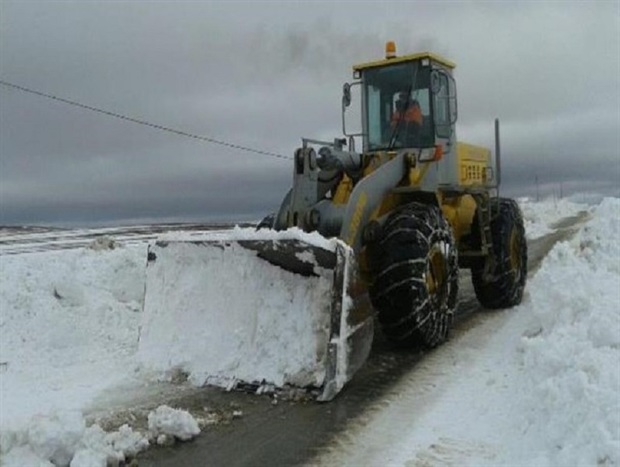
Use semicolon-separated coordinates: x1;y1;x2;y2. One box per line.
345;42;457;153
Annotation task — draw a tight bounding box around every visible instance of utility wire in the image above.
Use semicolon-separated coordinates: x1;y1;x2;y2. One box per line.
0;79;291;161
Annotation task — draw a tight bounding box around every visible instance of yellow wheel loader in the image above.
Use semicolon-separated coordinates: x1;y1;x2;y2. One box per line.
139;42;527;401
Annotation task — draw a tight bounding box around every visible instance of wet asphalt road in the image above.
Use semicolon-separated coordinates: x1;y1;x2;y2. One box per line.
133;212;590;467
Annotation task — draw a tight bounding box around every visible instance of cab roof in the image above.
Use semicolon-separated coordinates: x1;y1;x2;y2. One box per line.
352;51;456;72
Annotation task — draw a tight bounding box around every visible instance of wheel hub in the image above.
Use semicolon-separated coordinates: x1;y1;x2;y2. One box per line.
426;245;447;299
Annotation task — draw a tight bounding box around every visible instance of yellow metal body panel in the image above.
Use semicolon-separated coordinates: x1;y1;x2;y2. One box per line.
364;151;398;175
332;152;398;206
332;174;353;205
408;161;433;187
345;192;369;246
353;52;456;72
332;150;438;221
439;194;477;242
331;147;482;247
457;142;491;187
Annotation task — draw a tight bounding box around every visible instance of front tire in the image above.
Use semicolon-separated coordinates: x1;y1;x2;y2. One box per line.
472;198;527;309
256;212;276;230
367;202;459;348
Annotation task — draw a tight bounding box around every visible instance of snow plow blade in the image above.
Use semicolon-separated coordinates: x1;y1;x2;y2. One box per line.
138;232;374;401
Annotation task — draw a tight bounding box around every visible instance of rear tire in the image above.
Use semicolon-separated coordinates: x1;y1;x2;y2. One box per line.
367;202;458;348
472;198;527;309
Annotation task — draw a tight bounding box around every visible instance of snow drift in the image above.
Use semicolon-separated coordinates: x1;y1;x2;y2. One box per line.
516;197;620;465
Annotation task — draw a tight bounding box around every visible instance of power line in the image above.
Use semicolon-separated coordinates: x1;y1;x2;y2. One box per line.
0;79;291;161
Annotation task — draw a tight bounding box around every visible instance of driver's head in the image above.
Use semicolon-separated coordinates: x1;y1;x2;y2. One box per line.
396;92;409;111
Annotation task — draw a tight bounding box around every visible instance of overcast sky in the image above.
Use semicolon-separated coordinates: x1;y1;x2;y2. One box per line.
1;0;619;226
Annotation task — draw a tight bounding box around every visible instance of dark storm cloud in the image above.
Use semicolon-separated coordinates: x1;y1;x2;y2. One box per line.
0;166;289;226
1;1;618;226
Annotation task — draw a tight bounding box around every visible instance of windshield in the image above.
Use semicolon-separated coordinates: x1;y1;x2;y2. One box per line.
364;61;434;151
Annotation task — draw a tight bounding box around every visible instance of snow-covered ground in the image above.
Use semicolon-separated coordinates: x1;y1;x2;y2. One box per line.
1;197;618;466
518;196;588;239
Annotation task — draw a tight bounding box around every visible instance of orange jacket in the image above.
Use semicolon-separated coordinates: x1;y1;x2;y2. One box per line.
391;105;423;127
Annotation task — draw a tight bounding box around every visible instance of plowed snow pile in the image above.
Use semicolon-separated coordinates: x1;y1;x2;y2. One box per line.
518;196;588;239
517;197;619;465
137;228;340;390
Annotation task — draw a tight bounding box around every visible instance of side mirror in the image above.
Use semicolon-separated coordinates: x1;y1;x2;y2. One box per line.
342;83;352;108
341;81;362;137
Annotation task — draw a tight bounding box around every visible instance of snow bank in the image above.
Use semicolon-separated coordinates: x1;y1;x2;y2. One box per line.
0;244;149;465
0;245;146;429
518;197;589;239
517;197;620;465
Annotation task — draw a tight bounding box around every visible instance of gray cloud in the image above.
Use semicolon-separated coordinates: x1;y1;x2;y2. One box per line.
1;0;618;226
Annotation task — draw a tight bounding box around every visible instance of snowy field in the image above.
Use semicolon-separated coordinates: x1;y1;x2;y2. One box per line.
1;197;618;466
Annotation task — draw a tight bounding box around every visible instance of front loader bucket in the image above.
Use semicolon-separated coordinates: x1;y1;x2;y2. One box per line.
138;229;374;401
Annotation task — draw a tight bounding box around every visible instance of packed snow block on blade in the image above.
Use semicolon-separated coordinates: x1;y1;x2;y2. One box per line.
138;230;373;401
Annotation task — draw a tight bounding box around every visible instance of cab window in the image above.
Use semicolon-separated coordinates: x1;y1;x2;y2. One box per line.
364;62;435;150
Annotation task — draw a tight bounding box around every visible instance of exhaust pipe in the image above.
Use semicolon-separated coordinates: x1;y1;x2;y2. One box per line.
495;118;501;189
